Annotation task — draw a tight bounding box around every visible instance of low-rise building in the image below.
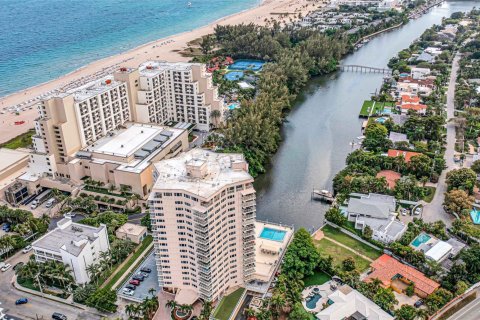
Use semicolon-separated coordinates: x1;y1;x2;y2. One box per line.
410;232;454;263
346;193;406;243
316;284;393;320
411;67;431;80
365;254;440;298
32;218;110;284
116;222;147;244
0;148;30;205
387;149;422;162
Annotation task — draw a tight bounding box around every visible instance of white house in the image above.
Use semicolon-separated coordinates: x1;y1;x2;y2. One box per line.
346;193;406;244
411;67;431;80
32;218;110;284
316;284;393;320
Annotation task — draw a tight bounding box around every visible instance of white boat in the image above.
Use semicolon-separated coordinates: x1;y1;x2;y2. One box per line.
357;135;365;140
187;1;192;7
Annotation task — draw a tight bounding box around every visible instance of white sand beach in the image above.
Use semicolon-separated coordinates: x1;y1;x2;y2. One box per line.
0;0;321;144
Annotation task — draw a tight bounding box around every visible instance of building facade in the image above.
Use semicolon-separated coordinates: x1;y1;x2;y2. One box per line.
32;218;110;284
149;149;256;303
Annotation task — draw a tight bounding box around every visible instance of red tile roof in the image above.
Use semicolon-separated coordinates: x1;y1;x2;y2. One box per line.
400;103;427;111
398;76;435;88
365;254;440;295
401;95;421;104
376;170;401;189
387;149;421;162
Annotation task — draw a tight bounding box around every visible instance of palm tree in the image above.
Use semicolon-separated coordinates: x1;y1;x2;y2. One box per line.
199;300;213;320
165;299;177;310
17;260;43;292
210;109;222;128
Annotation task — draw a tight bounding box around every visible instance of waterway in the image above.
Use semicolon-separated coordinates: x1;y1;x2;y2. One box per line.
254;0;480;230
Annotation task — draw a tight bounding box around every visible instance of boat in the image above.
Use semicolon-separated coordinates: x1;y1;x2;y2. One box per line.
312;189;335;203
187;2;192;7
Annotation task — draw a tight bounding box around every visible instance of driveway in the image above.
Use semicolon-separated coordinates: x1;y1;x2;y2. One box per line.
421;54;460;226
0;251;106;320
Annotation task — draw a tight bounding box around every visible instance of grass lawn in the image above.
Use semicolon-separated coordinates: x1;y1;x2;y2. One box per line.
321;225;382;260
0;129;35;149
314;238;371;272
359;101;396;117
213;288;245;320
359;100;375;117
103;235;153;290
422;186;436;203
303;270;331;287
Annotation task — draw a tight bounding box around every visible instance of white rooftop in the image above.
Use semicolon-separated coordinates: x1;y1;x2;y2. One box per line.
152;149;252;199
89;124;162;157
425;241;453;262
139;60;200;78
65;75;124;102
0;148;29;173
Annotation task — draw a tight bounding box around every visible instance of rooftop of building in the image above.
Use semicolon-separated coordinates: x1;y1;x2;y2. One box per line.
139;60;202;78
75;122;185;173
365;254;440;295
389;131;409;143
32;218;106;257
316;284;394;320
357;216;406;239
116;222;147;236
0;148;30;173
387;149;422;162
376;170;401;189
152;149;252;199
347;193;396;219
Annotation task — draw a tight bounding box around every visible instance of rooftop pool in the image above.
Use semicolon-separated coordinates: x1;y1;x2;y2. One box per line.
260;227;287;242
411;233;431;248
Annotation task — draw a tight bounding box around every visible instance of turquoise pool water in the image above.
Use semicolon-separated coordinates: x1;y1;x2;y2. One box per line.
260;227;286;242
411;233;431;247
470;209;480;224
224;71;244;81
305;293;321;310
228;59;265;71
228;103;239;110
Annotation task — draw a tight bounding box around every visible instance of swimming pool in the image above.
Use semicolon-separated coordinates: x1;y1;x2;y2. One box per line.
382;107;393;115
224;71;244;81
260;227;287;242
228;59;265;71
305;293;322;310
228;103;239;110
411;233;431;248
470;209;480;224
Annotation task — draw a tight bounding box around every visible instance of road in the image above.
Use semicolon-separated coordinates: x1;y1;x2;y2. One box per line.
0;251;106;320
421;54;460;226
447;290;480;320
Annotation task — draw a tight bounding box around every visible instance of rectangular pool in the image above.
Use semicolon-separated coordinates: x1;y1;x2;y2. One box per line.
411;233;431;248
260;227;287;242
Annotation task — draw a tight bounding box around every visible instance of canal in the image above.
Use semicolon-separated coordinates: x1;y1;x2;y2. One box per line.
254;0;480;231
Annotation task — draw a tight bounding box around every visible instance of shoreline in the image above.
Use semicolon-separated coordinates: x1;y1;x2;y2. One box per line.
0;0;317;144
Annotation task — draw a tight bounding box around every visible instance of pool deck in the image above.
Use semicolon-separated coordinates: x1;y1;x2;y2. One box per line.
248;221;293;292
302;281;336;314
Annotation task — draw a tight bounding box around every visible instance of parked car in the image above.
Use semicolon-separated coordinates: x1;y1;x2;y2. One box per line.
125;284;136;291
52;312;67;320
13;262;24;271
64;211;77;219
30;200;39;209
1;263;12;272
139;272;149;278
2;223;10;231
129;279;140;286
132;275;144;282
140;267;151;273
414;299;424;308
22;245;33;253
45;198;56;208
414;207;422;215
15;298;28;305
401;208;407;216
122;288;135;296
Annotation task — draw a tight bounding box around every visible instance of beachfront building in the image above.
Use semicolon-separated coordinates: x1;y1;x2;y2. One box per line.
149;149;256;304
32;218;110;284
346;193;406;244
115;61;225;132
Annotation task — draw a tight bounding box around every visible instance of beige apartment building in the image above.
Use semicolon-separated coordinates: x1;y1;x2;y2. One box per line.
149;149;256;304
18;61;223;198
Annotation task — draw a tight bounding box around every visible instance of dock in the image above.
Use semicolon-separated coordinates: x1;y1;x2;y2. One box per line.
311;189;335;203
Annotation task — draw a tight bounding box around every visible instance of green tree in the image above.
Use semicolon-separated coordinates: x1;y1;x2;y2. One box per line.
325;207;347;226
443;189;474;217
86;288;118;312
425;288;453;314
288;302;311;320
407;154;433;179
282;228;319;279
363;225;373;239
446;168;477;194
396;304;418;320
363;122;391;152
373;287;398;311
470;160;480;174
342;257;356;272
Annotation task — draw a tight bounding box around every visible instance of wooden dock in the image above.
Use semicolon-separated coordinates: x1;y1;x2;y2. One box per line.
311;189;335;203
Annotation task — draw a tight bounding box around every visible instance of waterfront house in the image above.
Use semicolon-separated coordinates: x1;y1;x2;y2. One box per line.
387;149;421;162
316;284;393;320
346;193;406;244
411;67;431;80
365;254;440;298
376;170;401;189
416;52;435;63
389;131;409;144
410;232;454;263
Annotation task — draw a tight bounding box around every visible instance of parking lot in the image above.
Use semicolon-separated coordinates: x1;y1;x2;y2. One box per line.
118;251;159;302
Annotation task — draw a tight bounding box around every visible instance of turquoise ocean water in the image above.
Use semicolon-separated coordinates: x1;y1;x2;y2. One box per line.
0;0;259;97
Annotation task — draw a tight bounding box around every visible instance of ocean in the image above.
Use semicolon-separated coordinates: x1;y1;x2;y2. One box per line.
0;0;260;97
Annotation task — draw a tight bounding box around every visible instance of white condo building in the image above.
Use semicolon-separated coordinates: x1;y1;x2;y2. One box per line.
32;218;110;284
149;149;256;304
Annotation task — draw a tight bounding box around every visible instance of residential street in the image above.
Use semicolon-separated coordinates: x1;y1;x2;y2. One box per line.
421;54;460;226
0;251;106;320
446;289;480;320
